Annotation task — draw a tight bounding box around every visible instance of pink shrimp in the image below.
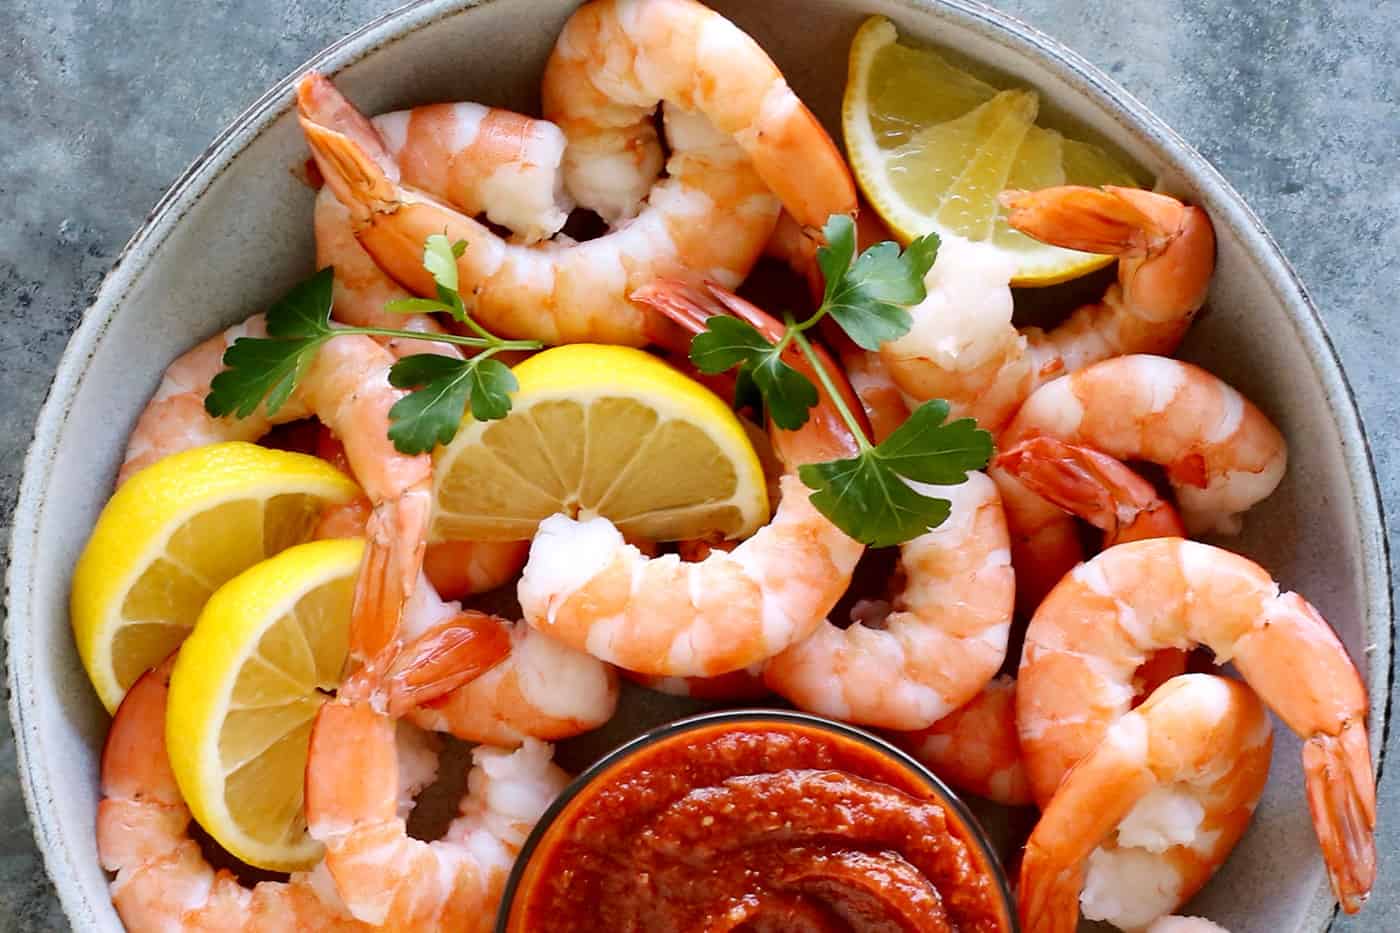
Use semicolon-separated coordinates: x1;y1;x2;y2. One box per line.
1017;538;1375;913
298;71;780;347
995;354;1287;538
882;186;1215;433
898;441;1190;806
541;0;855;230
1019;674;1272;933
97;660;371;932
763;470;1015;730
514;280;864;678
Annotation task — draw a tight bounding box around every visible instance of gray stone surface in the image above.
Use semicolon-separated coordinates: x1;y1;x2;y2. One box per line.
1;0;1395;929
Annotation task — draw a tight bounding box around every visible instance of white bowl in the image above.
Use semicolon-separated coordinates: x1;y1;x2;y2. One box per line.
7;1;1389;930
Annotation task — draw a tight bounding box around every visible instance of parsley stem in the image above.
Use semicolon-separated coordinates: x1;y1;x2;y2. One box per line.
453;313;499;344
789;328;873;453
342;325;541;353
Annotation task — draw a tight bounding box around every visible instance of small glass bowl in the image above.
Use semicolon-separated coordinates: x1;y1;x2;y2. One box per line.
495;707;1018;932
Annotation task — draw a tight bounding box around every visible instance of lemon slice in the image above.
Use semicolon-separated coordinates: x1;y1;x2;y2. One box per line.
844;16;1143;285
167;537;362;871
72;442;360;712
431;344;768;542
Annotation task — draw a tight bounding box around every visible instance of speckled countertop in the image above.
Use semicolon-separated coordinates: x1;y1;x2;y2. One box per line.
2;0;1397;929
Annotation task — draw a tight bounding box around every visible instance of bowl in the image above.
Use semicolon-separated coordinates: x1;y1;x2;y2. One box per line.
495;709;1017;932
6;1;1389;930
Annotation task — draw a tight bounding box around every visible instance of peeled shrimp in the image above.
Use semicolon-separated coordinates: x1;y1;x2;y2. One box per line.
397;576;618;745
307;707;568;930
763;471;1014;730
298;72;780;347
518;281;864;677
541;0;855;230
892;674;1032;806
1146;918;1232;933
97;660;371;932
119;316;431;665
370;101;572;244
882;186;1215;433
1019;674;1272;933
997;354;1287;536
1017;537;1375;912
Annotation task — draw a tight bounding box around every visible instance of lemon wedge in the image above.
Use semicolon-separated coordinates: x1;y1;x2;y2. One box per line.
844;15;1143;285
431;344;768;542
166;538;361;872
71;442;360;712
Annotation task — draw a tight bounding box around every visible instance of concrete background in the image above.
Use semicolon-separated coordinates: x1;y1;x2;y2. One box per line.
2;0;1396;928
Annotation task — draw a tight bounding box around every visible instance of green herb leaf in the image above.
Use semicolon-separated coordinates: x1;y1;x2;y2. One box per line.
821;231;940;351
873;399;993;484
386;353;518;454
797;398;992;546
750;351;818;431
732;365;763;416
205;334;324;419
816;214;857;307
799;454;951;549
423;234;462;295
385;297;456;316
205;268;337;418
689;316;774;373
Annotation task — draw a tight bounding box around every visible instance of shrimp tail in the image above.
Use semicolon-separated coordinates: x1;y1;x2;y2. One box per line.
999;185;1164;256
1303;720;1377;913
1017;860;1083;933
380;611;512;718
297;76;400;224
350;482;432;673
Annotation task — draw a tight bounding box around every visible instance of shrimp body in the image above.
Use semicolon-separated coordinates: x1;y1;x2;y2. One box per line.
763;472;1014;730
892;674;1033;806
997;354;1287;536
371;103;572;243
97;661;372;932
1019;674;1272;933
518;281;864;677
298;72;780;347
883;186;1215;434
401;587;620;746
307;702;568;930
541;0;855;229
1017;538;1375;912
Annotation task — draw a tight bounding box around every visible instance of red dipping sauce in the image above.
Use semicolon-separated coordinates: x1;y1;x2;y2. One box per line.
498;711;1015;933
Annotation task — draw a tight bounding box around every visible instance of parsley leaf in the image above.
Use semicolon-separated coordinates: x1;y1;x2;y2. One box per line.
816;215;940;351
205;267;336;418
690;315;815;430
798;398;992;547
387;353;519;455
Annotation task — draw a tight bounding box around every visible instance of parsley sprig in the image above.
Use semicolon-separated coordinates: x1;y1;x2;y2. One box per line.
689;215;993;547
205;235;540;455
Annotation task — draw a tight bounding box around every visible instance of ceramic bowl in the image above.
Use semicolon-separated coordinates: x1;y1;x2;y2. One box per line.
7;1;1389;930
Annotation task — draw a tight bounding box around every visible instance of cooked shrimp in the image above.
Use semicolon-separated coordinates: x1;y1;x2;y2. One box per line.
97;659;371;932
995;434;1187;608
1146;918;1232;933
843;346;909;443
997;354;1287;535
1017;538;1375;912
370;102;572;244
119;315;432;669
882;186;1215;433
315;189;460;357
400;575;619;745
892;674;1032;806
306;676;569;929
763;471;1014;730
298;72;780;347
1019;674;1272;933
541;0;855;229
622;665;770;701
518;281;864;677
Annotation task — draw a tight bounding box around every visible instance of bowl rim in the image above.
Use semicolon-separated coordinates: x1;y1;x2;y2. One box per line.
493;707;1020;932
7;0;1391;929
